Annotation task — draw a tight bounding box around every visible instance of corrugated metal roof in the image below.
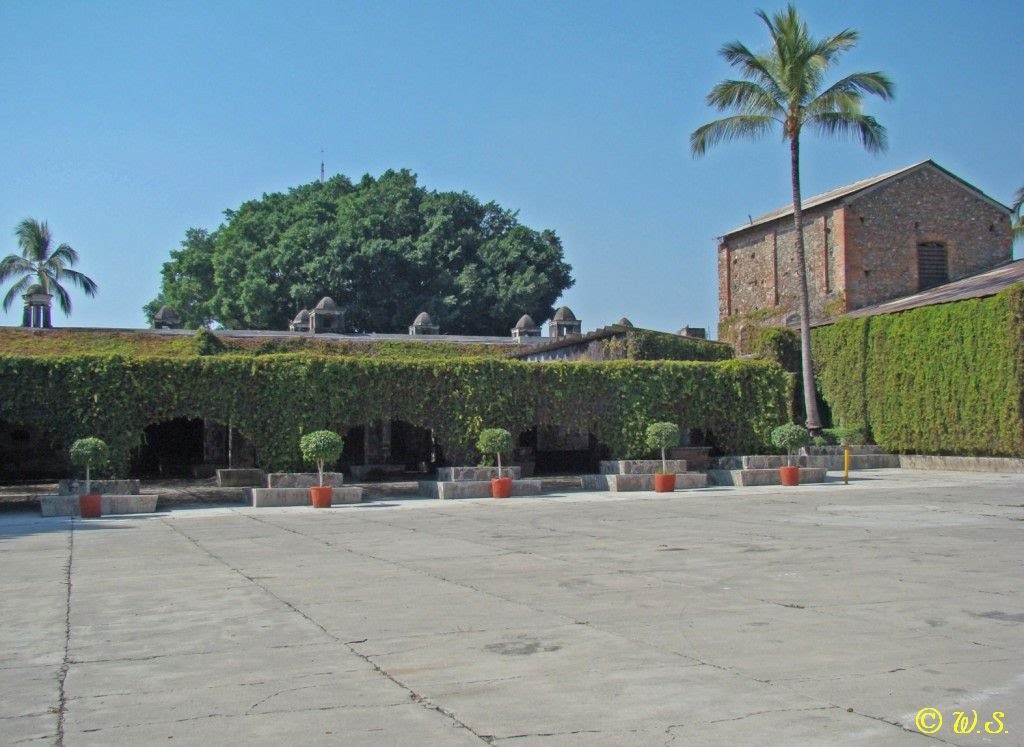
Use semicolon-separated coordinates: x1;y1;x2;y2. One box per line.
816;259;1024;325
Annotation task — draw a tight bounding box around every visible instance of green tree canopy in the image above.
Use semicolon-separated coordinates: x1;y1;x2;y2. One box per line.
146;170;574;334
1012;185;1023;240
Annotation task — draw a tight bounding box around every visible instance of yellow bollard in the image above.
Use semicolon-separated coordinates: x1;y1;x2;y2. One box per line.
844;446;850;485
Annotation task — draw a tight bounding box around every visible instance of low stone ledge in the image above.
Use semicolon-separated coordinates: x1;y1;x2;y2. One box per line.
435;466;523;482
707;467;827;486
349;464;406;481
217;469;267;488
267;472;344;488
419;479;542;500
582;473;707;492
899;455;1024;473
58;479;140;496
251;487;364;507
669;447;712;470
715;454;898;470
599;460;688;475
40;494;159;517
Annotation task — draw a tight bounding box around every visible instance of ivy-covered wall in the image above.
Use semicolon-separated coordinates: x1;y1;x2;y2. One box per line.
0;355;788;472
812;283;1024;456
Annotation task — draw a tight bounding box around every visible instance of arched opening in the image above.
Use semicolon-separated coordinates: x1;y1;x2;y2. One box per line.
0;420;67;480
130;418;256;477
345;420;444;481
529;425;608;475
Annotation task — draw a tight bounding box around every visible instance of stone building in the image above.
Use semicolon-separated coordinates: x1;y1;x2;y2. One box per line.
717;160;1014;349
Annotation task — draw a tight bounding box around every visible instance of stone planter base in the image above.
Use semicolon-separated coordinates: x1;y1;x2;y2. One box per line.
707;468;827;486
419;479;542;500
267;472;344;488
40;494;159;517
581;473;708;492
251;487;363;507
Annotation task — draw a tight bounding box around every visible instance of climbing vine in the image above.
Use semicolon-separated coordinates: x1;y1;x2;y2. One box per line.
0;354;788;472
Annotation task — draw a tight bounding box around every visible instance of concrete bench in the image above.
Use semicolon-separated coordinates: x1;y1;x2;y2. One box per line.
419;479;543;500
706;467;828;486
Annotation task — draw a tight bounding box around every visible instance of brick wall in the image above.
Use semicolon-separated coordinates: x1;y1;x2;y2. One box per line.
843;167;1012;310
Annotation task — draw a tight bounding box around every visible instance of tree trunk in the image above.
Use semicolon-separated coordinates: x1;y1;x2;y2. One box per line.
789;135;823;433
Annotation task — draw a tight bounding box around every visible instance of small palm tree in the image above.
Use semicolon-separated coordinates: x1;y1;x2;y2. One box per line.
1;218;98;317
691;4;894;433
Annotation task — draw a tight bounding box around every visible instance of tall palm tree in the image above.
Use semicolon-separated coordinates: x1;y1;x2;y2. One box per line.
691;4;893;433
1;218;98;317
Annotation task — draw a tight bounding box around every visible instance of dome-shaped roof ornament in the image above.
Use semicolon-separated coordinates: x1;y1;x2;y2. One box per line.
315;296;338;311
289;308;312;332
153;305;182;329
615;317;634;328
511;313;541;341
548;306;582;339
409;311;439;336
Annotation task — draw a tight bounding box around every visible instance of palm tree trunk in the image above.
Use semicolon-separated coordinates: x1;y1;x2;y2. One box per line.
789;135;823;434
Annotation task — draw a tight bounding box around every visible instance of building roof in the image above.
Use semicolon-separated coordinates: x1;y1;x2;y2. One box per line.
514;314;537;329
314;296;338;311
722;160;1012;238
551;306;577;322
816;259;1024;325
412;311;435;326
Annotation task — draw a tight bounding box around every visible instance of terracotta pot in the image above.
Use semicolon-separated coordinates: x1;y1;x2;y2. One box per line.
310;486;333;508
79;494;102;519
779;465;800;486
653;473;676;492
491;477;513;499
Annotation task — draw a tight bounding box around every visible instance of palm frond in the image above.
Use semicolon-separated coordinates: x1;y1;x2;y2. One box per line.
15;218;52;262
719;41;785;102
2;274;33;312
1011;186;1023;214
706;80;784;117
690;115;777;157
807;112;888;154
0;255;35;282
50;242;81;267
51;279;73;315
814;71;895;104
57;268;99;297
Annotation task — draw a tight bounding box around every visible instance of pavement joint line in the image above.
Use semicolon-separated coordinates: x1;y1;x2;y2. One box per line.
55;520;75;747
157;515;493;745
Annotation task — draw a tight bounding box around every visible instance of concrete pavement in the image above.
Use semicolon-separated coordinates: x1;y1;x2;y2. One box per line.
0;469;1021;745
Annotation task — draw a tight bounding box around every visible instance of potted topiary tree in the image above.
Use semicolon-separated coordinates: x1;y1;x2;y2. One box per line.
477;428;514;498
770;423;811;486
645;422;681;492
68;437;110;518
299;430;344;508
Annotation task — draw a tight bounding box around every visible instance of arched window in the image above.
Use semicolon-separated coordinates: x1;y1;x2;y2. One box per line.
917;242;948;291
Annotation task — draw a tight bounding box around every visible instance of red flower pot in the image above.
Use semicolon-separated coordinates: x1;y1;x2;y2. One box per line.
491;477;513;499
310;486;333;508
653;473;676;492
779;466;800;486
79;494;102;519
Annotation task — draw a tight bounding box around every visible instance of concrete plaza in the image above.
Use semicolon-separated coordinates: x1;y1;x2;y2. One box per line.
1;469;1021;746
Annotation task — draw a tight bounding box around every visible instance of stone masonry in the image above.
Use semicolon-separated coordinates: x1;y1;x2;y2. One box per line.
717;161;1013;349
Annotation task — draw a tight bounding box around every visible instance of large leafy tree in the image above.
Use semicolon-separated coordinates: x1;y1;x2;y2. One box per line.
146;170;574;334
1;218;98;316
690;4;893;433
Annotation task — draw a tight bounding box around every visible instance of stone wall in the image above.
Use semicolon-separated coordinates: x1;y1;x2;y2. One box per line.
843;167;1012;310
717;163;1013;347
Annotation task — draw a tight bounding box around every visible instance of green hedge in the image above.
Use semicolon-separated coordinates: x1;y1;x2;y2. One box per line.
812;284;1024;456
0;354;787;472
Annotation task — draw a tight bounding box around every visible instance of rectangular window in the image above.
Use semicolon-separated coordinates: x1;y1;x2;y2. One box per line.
917;243;948;291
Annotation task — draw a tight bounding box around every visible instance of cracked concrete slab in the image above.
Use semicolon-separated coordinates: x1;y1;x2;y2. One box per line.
0;468;1021;745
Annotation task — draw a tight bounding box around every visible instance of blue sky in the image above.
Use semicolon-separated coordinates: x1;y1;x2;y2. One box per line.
1;1;1020;335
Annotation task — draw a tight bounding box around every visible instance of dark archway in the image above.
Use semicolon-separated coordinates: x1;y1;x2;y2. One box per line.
530;425;609;475
130;418;256;477
0;420;67;480
345;420;445;481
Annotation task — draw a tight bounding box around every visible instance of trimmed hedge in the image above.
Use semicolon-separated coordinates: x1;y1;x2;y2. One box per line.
0;354;787;472
812;283;1024;456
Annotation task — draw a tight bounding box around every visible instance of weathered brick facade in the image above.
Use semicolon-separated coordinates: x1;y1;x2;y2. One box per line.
718;161;1013;350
